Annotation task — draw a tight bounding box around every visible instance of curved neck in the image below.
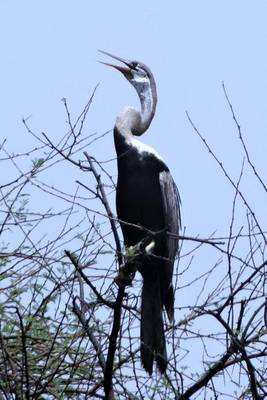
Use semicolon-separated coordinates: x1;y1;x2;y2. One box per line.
115;76;157;138
135;80;157;135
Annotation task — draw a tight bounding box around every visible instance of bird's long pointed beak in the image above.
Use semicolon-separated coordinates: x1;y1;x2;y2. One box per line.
98;50;132;77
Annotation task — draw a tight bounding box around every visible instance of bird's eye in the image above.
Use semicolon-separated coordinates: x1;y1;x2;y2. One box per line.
131;62;138;70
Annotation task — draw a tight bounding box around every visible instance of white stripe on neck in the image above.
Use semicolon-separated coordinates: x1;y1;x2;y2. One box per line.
129;136;163;161
115;116;163;162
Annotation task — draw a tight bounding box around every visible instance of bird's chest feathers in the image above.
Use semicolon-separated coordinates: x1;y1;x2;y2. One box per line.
129;137;163;161
115;124;163;162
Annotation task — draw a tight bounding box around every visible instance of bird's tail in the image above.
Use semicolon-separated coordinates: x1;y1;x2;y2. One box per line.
141;276;167;374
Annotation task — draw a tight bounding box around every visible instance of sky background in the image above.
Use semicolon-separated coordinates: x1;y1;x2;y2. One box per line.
1;1;267;284
1;1;267;393
1;0;266;238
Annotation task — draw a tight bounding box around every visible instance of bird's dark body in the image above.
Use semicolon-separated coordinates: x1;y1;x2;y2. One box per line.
114;128;178;374
100;50;180;374
115;128;167;249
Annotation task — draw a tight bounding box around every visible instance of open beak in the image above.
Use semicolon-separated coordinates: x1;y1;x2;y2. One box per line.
98;50;133;78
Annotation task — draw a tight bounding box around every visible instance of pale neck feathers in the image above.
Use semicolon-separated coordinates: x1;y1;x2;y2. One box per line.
115;79;156;135
115;72;161;159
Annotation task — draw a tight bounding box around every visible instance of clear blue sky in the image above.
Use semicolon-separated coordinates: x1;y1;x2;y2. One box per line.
1;0;267;284
1;1;266;237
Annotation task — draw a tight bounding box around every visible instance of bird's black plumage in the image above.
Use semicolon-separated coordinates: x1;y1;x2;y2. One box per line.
114;127;180;374
100;51;181;374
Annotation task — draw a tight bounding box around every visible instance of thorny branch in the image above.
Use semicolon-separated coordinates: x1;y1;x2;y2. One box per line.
186;110;267;245
82;152;124;400
0;90;266;399
222;82;267;194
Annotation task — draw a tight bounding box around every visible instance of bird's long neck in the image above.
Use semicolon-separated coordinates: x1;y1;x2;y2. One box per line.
115;78;157;139
135;81;157;135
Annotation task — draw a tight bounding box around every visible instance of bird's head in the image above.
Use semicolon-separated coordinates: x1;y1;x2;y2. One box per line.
99;50;157;136
98;50;155;99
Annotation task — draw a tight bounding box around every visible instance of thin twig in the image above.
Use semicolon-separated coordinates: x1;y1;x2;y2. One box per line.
222;82;267;193
65;250;113;308
186;111;267;245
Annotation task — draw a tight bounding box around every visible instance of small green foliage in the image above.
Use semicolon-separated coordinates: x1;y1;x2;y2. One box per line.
32;158;45;169
0;255;7;267
125;245;136;257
